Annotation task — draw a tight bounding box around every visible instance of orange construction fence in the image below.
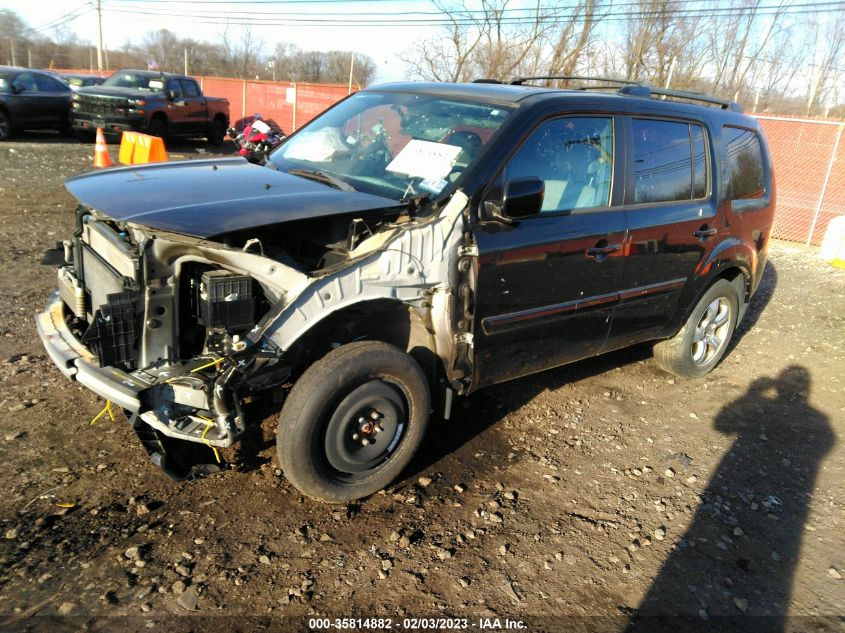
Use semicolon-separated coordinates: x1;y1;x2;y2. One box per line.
54;69;353;135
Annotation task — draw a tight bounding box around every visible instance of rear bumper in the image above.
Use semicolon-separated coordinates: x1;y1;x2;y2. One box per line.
36;291;150;412
73;113;144;134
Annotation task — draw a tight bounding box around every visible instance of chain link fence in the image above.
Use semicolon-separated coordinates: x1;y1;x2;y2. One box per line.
757;116;845;246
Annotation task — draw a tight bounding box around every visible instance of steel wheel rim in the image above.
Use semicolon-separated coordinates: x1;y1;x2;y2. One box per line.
323;380;407;475
690;297;731;365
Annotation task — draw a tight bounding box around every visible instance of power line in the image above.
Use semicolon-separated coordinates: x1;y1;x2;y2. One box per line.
101;2;845;26
19;4;93;36
111;0;845;17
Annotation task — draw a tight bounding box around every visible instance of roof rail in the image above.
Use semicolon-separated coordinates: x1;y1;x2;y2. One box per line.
471;78;503;84
508;74;744;112
508;75;640;87
618;85;743;112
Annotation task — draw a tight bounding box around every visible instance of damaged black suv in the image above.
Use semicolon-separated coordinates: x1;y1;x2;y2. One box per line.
37;77;775;501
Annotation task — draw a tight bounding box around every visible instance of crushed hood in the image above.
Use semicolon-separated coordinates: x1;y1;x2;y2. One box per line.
65;157;402;239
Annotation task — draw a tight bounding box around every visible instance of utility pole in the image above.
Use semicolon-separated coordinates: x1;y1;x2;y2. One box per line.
9;38;16;66
184;47;188;75
27;48;31;68
96;0;104;71
347;53;355;95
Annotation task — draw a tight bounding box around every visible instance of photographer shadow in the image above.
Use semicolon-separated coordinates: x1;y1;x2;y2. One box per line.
626;365;835;632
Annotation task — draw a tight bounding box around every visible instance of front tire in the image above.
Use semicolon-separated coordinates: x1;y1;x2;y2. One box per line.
0;109;12;141
208;118;226;146
277;341;430;502
148;116;167;139
653;279;739;379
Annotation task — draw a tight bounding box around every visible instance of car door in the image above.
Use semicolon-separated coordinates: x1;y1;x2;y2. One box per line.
9;72;41;127
179;78;207;134
603;116;719;351
164;78;189;132
34;74;72;127
471;114;627;389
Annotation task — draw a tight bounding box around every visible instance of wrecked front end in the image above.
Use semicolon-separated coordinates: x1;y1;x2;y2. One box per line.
37;187;473;480
37;204;307;477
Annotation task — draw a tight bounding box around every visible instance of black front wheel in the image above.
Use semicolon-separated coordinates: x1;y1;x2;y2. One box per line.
0;110;12;141
277;341;430;502
148;117;167;138
208;118;226;146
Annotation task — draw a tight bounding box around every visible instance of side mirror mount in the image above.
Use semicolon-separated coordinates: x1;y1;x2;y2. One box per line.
499;176;544;221
167;90;178;101
10;84;22;95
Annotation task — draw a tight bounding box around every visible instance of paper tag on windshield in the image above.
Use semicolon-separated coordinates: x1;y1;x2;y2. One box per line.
386;140;462;181
419;177;448;194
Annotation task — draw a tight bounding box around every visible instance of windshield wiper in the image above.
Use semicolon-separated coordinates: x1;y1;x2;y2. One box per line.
288;168;356;192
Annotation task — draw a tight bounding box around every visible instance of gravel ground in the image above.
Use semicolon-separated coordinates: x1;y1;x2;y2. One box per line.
0;133;843;633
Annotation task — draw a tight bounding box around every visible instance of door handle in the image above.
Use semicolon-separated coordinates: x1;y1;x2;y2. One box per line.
586;243;622;257
694;227;718;239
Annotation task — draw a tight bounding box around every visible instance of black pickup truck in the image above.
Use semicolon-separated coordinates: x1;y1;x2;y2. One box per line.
71;69;229;145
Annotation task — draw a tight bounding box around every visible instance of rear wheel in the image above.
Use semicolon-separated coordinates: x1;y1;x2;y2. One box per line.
0;109;12;141
653;279;739;379
277;341;430;502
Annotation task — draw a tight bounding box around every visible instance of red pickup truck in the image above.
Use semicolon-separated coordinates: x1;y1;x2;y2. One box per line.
71;69;229;145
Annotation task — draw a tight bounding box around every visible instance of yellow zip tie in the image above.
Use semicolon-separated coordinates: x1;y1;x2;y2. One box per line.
197;416;222;464
89;400;116;426
190;358;224;374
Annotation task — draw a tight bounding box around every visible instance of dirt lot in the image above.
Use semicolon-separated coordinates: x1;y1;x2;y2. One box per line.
0;133;842;633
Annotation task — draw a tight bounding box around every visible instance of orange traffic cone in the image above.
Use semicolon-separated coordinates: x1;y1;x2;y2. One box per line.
93;128;112;168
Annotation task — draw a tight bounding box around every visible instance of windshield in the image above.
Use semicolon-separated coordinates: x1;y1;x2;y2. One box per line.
269;91;513;200
102;71;165;92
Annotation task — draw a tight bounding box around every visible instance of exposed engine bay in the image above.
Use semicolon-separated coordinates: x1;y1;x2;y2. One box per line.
40;189;472;479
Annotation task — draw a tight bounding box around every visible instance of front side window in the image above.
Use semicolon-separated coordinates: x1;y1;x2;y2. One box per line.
35;74;65;93
180;79;200;97
269;91;513;201
503;116;613;213
724;126;765;200
167;79;183;98
632;119;709;204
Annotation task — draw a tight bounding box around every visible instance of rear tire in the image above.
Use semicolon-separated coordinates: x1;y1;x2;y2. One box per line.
277;341;430;502
0;109;12;141
653;279;739;379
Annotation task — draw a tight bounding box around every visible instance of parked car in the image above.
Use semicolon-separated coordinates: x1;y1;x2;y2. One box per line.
61;73;106;91
70;69;229;144
0;66;72;140
37;78;775;500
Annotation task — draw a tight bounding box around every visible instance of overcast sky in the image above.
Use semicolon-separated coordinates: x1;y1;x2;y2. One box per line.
5;0;443;83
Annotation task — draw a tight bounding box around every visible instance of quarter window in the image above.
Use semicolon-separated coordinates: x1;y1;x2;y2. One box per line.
632;119;709;204
724;126;765;199
503;117;613;213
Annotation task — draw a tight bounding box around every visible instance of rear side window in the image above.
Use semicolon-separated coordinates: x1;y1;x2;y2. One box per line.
632;119;709;204
724;126;765;199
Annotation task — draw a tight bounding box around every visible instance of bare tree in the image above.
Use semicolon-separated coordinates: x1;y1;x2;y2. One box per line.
806;15;845;115
402;0;607;82
400;0;488;82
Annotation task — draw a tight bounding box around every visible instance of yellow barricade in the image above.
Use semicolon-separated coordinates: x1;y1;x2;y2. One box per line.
118;131;168;165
